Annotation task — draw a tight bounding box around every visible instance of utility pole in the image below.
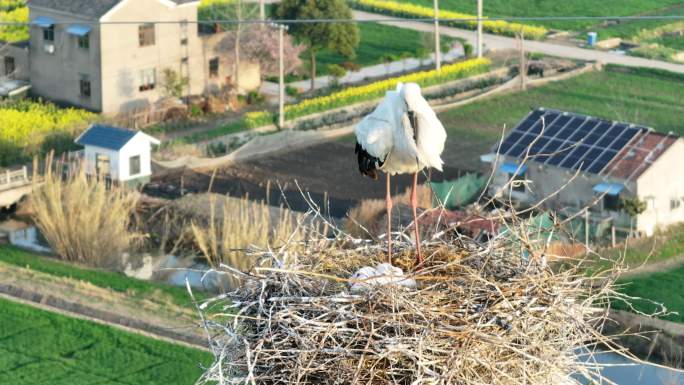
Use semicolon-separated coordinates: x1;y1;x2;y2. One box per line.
259;0;265;23
476;0;483;57
433;0;441;71
518;31;527;91
278;24;286;128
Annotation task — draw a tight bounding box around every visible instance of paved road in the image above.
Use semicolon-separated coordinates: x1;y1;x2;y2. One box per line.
354;10;684;74
261;46;464;95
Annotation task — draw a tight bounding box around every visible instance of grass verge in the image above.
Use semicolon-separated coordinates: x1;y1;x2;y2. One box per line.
0;245;205;310
438;64;684;139
612;265;684;324
0;297;211;384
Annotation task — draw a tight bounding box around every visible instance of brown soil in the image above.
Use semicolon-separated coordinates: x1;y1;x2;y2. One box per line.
150;141;483;218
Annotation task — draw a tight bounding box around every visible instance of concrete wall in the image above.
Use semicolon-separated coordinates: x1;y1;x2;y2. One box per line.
0;43;30;81
99;0;205;113
199;32;261;94
636;139;684;236
28;7;103;110
489;156;633;225
118;135;154;181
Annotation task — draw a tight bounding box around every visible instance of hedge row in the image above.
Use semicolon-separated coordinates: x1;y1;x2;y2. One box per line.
351;0;547;40
244;57;492;128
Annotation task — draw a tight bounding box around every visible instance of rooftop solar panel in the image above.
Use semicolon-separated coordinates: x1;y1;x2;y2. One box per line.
495;108;647;175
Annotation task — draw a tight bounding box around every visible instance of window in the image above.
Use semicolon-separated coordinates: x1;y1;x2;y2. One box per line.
671;198;681;210
43;25;54;42
209;57;219;78
603;194;621;212
139;68;156;91
129;155;141;176
78;34;89;49
4;56;15;76
79;74;91;98
43;25;55;54
138;23;155;46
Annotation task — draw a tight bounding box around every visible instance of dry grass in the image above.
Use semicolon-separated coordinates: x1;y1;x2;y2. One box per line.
30;161;140;267
188;194;322;280
346;183;433;238
194;217;639;385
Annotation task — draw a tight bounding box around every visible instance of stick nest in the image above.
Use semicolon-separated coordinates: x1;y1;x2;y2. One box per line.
196;233;621;385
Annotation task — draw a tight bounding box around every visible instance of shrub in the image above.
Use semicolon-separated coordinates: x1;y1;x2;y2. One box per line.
0;99;97;166
285;85;300;97
0;6;28;42
206;141;228;157
351;0;547;40
246;57;490;127
31;161;141;267
463;42;474;58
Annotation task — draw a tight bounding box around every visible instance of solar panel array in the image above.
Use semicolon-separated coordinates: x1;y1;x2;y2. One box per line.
497;109;645;174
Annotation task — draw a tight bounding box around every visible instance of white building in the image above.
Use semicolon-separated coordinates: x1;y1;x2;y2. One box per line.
484;108;684;237
75;124;160;184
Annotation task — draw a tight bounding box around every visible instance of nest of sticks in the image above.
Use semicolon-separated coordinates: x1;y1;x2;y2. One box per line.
194;221;628;385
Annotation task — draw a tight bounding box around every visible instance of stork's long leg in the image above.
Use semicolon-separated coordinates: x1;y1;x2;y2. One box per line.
386;173;393;263
411;172;423;265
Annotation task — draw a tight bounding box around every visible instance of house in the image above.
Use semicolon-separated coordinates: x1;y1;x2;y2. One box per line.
22;0;260;113
75;124;160;184
483;108;684;237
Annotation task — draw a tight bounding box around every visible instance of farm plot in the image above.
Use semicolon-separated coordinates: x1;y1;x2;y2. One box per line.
438;65;684;141
393;0;684;30
0;297;211;385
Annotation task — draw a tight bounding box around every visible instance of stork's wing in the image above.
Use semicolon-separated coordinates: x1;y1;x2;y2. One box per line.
354;91;401;160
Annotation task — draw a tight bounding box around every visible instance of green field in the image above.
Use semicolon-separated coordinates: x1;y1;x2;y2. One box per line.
612;265;684;323
0;246;205;311
592;4;684;51
314;22;454;75
0;297;211;384
439;65;684;141
397;0;684;30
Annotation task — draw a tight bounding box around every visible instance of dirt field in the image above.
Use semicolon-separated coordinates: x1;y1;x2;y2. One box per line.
151;139;490;218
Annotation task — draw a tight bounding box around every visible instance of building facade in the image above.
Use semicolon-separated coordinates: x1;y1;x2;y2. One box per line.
484;108;684;237
24;0;259;113
75;124;160;183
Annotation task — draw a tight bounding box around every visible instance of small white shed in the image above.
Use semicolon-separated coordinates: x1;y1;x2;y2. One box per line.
75;124;160;184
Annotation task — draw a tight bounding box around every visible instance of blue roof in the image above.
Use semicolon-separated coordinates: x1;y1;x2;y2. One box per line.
32;16;55;28
75;124;138;151
593;183;624;196
66;24;91;37
500;162;528;176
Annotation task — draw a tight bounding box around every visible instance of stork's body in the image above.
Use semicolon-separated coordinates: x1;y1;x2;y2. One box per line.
354;83;447;264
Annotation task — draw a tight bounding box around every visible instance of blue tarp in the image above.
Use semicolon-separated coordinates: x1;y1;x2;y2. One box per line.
66;24;91;36
32;16;55;28
499;162;528;176
593;183;624;196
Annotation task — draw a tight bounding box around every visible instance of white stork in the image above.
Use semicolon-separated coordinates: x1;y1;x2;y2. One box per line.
354;82;447;264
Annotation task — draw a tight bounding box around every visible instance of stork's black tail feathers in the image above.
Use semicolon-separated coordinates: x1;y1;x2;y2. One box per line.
355;142;383;180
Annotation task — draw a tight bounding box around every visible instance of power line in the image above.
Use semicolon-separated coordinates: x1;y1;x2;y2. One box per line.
1;14;684;25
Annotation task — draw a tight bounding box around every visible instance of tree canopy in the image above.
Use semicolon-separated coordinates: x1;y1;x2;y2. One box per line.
275;0;359;89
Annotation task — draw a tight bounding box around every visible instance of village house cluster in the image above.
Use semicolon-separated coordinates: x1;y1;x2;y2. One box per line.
0;0;260;113
484;108;684;237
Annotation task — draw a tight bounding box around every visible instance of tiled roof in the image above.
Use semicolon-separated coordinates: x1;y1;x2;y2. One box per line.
75;124;138;151
603;131;678;180
29;0;198;19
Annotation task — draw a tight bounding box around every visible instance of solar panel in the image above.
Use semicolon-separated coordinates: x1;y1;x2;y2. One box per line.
495;108;645;175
